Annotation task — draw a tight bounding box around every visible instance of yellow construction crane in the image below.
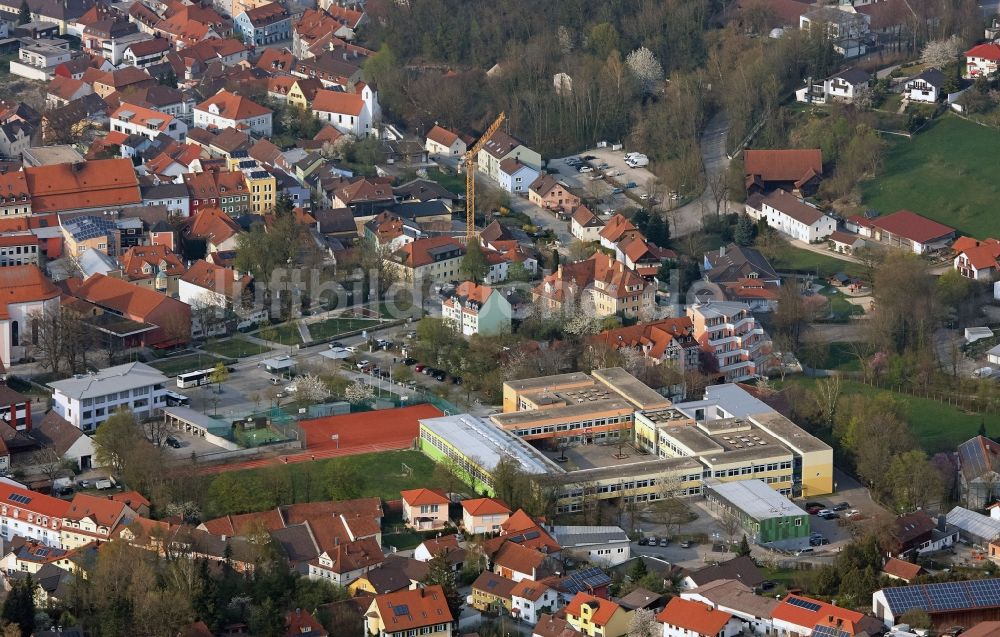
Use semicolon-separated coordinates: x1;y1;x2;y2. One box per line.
464;112;506;240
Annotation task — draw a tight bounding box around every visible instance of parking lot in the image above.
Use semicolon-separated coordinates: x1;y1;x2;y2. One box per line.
548;147;662;214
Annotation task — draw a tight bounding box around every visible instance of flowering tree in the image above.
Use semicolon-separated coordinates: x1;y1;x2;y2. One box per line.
294;374;331;404
344;381;375;407
626;47;665;94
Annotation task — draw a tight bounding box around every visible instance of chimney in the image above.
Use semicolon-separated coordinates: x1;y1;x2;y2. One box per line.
719;245;726;257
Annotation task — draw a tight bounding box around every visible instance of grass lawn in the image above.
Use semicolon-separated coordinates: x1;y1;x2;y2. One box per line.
309;317;381;340
771;246;864;278
861;115;1000;237
236;426;285;447
383;530;427;550
426;168;465;195
201;337;270;359
786;377;1000;454
259;323;303;346
818;287;864;317
819;342;863;372
150;353;220;377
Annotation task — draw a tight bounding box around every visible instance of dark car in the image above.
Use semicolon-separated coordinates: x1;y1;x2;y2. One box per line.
451;376;462;385
329;341;344;348
637;537;649;546
625;181;638;188
833;502;850;511
403;357;417;365
759;581;776;591
433;371;447;381
165;436;182;449
805;501;825;509
583;154;597;160
821;512;840;520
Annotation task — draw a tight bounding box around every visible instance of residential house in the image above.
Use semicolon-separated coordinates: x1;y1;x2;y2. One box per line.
0;173;31;218
827;230;866;255
796;67;872;104
291;51;364;90
492;541;548;582
774;594;883;636
849;210;955;254
799;6;869;57
680;556;765;591
0;384;32;431
425;125;466;157
882;557;924;583
49;361;170;431
141;183;190;218
11;41;72;81
0;481;70;547
904;68;946;102
0;120;33;159
60;216;123;258
348;555;428;596
60;493;134;549
0;537;71;574
478;129;541;182
32;412;97;470
751;189;836;242
364;586;453;637
512;579;560;625
394;179;458;209
533;253;656;319
400;488;449;531
333;178;393;215
71;274;191;349
412;535;465;571
178;260;252;336
743;149;822;196
872;578;1000;631
81;19;147;65
235;2;291;46
0;265;61;368
23;158;141;215
702;244;779;286
564;593;632;637
387;236;465;283
312;85;379;137
441;281;512;336
497;159;539;194
958;435;1000;509
598;214;641;252
680;579;778;636
194;90;272;137
184;171;250;217
534;614;585;637
550;526;631;567
285;609;327;637
471;571;516;612
120;244;186;295
954;237;1000;281
592;317;700;378
688;301;772;382
462;498;511;534
84;66;155;99
529;174;581;214
571;206;604;242
966;43;1000;78
122;37;172;68
657;597;742;637
110;102;187;142
46;75;91;108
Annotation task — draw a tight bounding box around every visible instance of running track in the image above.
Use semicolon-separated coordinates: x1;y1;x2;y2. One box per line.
194;440;412;475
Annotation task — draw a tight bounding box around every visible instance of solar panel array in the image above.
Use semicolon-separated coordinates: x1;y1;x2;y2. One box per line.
7;493;31;505
813;625;850;637
392;604;410;616
787;597;822;612
562;567;612;594
882;578;1000;615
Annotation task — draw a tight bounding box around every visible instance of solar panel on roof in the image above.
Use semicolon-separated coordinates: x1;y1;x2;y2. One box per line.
813;626;849;637
393;605;409;616
786;597;822;612
883;579;1000;614
524;530;540;540
35;548;48;557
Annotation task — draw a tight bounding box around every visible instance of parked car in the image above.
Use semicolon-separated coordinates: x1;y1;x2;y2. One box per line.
805;501;825;509
165;436;182;449
625;181;638;188
796;547;814;555
329;341;344;348
597;162;609;169
433;371;447;381
659;538;669;547
414;364;426;372
807;506;822;515
637;537;649;546
817;508;832;516
345;346;358;353
610;187;623;194
356;360;371;370
451;376;462;385
821;512;839;520
403;357;417;365
760;581;776;591
578;166;593;173
646;537;658;546
679;540;692;548
833;502;850;511
583;155;597;160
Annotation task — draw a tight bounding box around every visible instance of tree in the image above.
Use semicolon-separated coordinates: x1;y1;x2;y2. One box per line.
734;214;755;246
343;381;375;407
810;375;841;429
920;36;962;68
422;553;463;622
506;261;532;283
294;374;331;404
17;1;29;24
886;450;944;512
460;241;489;284
589;22;620;58
93;409;142;474
327;459;365;500
735;534;752;557
771;282;809;352
2;575;35;637
626;609;658;637
210;362;229;394
645;214;668;247
719;509;742;544
899;609;932;631
626;47;665;94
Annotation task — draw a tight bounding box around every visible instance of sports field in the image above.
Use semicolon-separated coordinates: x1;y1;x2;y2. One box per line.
300;403;443;453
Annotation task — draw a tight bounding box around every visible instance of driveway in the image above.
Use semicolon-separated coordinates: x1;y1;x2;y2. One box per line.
668;112;731;237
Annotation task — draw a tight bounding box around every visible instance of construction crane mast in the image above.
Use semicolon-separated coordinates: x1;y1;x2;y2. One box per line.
464;112;506;240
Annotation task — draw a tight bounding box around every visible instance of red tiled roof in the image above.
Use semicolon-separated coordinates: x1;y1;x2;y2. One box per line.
76;273;187;320
869;210;954;244
493;541;545;576
771;594;864;631
511;578;552;602
598;213;638;243
462;497;511;516
285;609;326;637
312;89;364;116
0;172;29;200
0;265;61;319
23;158;141;214
196;89;271;121
967;43;1000;60
743;149;822;184
0;481;69;519
373;585;453;630
47;75;88;101
394;236;465;269
426;125;460;148
186;207;241;245
400;488;449;506
180;259;250;297
472;571;517;599
65;493;130;527
954;237;1000;270
120;244;186;281
883;557;923;581
111;101;177;133
657;598;733;636
565;593;622;627
571;205;601;228
111;490;151;509
594;317;695;359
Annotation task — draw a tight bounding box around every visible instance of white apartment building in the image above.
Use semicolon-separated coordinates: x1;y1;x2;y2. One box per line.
0;480;69;548
441;282;512;336
48;362;169;432
751;189;836;243
111;102;188;142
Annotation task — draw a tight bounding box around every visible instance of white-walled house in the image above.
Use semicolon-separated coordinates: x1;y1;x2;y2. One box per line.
111;102;187;142
441;282;512;336
48;362;169;432
425;125;466;157
193;89;272;136
681;580;777;636
954;237;1000;281
753;189;835;242
511;579;560;625
965;42;1000;78
311;84;380;137
0;265;62;369
497;159;538;194
400;488;449;531
904;68;946;103
0;481;69;548
657;598;743;637
571;205;604;242
796;67;871;104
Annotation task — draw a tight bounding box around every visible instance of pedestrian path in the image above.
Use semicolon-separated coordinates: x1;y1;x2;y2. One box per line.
297;321;312;343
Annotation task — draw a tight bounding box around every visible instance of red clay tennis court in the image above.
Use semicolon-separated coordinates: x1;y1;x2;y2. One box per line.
301;403;443;454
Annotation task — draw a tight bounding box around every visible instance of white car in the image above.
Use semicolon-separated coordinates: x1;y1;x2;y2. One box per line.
356;360;371;369
345;346;358;353
578;166;593;173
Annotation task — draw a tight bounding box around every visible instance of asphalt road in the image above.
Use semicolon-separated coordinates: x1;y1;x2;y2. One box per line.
669;111;732;238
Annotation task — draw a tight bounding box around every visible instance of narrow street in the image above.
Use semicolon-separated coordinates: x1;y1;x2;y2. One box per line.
670;112;731;237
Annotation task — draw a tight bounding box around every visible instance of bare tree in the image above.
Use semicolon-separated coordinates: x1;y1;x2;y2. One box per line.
652;471;690;537
719;508;742;544
811;375;842;429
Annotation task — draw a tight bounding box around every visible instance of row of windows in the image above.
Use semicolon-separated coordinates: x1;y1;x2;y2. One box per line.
81;385;158;407
386;625;448;637
512;416;629;438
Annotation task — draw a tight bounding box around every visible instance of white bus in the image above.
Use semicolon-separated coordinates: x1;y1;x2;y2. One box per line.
176;368;215;388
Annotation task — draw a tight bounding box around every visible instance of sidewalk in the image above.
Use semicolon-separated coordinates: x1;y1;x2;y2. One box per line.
789;238;862;264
